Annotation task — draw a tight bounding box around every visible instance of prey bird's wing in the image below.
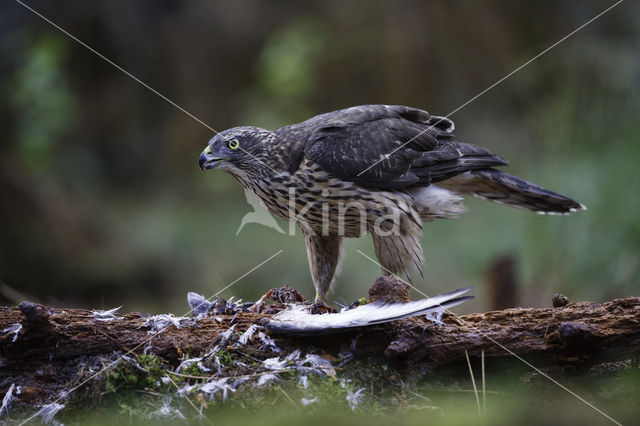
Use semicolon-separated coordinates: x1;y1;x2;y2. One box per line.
264;286;473;336
302;105;506;190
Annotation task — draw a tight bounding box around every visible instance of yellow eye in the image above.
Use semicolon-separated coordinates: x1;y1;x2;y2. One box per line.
227;139;240;150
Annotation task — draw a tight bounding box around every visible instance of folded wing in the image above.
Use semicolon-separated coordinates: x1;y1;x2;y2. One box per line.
304;105;506;190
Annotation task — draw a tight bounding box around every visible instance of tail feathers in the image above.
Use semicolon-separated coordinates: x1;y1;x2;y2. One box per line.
440;169;586;214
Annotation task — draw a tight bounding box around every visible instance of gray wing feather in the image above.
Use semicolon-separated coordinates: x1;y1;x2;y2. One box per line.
301;105;505;189
264;286;473;336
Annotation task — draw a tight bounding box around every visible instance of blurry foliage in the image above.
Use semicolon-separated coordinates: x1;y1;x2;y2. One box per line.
9;35;76;172
244;16;327;128
0;1;639;312
257;17;326;100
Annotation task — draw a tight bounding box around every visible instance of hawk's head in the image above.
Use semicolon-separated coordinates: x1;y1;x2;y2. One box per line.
199;126;275;177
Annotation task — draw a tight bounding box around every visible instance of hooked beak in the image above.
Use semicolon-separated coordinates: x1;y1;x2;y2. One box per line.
199;146;225;170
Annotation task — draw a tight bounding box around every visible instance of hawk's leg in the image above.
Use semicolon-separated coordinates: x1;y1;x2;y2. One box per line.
302;231;344;301
371;232;424;280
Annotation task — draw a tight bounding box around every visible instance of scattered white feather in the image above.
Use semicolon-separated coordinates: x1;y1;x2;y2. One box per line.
263;357;287;371
258;331;281;352
36;402;65;424
91;306;123;322
298;375;308;389
238;324;259;345
286;349;301;361
177;357;201;372
338;351;354;366
199;378;235;402
187;292;211;317
350;336;359;351
298;354;335;376
301;397;318;406
149;397;186;420
177;357;211;373
265;287;472;335
256;373;279;387
142;314;191;334
119;354;146;372
231;376;249;389
203;345;219;358
213;356;222;375
346;388;366;411
1;383;18;418
2;323;22;343
219;325;236;344
425;307;445;325
176;383;197;396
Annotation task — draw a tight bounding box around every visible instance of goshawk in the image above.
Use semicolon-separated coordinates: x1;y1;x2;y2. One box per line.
199;105;584;300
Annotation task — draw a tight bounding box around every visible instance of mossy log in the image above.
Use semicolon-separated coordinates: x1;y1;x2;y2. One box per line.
1;281;639;404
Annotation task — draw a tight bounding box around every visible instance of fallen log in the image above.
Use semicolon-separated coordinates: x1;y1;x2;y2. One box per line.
1;277;639;407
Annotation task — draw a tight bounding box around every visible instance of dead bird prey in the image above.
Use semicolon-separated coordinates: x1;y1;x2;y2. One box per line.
199;105;585;301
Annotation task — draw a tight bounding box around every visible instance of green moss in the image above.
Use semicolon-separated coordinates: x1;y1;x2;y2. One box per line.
180;362;206;378
216;349;234;366
105;354;168;392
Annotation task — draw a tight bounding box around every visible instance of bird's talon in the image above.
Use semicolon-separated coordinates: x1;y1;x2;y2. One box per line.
309;299;336;315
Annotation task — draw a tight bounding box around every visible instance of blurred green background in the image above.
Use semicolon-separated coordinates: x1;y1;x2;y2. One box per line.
1;0;638;313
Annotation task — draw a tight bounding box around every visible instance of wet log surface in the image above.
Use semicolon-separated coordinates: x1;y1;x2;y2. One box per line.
1;286;639;406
